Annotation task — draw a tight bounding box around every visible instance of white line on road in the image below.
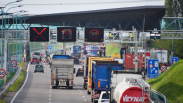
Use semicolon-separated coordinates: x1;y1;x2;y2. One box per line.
49;95;51;97
83;96;85;98
84;99;86;101
49;98;51;100
10;62;30;103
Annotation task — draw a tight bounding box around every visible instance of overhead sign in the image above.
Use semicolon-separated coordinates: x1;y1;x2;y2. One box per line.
11;60;17;67
29;27;49;42
85;27;104;42
150;31;161;40
49;46;52;49
0;69;6;78
57;27;76;42
147;59;159;78
171;57;178;66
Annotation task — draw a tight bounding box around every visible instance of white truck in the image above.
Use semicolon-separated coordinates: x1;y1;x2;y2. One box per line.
51;59;75;89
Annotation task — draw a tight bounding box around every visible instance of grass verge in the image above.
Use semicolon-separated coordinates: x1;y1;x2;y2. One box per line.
7;62;27;92
146;60;183;103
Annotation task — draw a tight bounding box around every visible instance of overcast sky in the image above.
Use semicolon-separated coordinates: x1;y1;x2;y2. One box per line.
0;0;165;15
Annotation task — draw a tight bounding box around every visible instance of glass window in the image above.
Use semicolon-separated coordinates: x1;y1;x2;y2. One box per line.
102;93;109;99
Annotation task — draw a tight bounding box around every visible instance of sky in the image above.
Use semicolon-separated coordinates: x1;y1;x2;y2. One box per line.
0;0;165;15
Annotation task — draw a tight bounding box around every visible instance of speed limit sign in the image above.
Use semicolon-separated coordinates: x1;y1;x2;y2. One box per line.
11;60;17;67
0;69;6;78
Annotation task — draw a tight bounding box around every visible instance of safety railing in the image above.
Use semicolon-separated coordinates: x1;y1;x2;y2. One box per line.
0;67;22;98
150;89;168;103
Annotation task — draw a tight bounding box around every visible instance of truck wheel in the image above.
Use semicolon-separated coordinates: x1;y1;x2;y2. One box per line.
68;86;73;89
84;84;87;89
52;86;55;89
87;90;90;94
42;71;44;73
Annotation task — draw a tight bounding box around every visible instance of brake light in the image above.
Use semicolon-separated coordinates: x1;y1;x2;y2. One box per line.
71;81;73;85
72;74;73;79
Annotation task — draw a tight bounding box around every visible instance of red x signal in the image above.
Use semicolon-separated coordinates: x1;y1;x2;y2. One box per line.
62;29;72;39
33;28;46;40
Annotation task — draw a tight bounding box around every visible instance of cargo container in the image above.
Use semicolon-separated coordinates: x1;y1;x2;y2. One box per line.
155;50;168;63
91;61;123;102
51;59;74;89
71;45;81;54
83;56;113;93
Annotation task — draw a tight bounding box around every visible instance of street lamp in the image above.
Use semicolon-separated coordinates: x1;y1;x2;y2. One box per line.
7;10;27;80
1;0;23;87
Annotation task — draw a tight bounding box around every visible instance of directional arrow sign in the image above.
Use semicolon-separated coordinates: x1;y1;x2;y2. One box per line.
147;59;159;78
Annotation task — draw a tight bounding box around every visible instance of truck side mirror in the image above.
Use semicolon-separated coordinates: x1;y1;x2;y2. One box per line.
73;68;75;73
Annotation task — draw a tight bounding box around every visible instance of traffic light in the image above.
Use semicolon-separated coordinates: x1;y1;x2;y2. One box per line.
29;27;49;42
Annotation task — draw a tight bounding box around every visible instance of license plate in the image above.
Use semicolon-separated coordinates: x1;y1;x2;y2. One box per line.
61;82;65;84
80;71;83;72
34;60;36;61
38;70;41;71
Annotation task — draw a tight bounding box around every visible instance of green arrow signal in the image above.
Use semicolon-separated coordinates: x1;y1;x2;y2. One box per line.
154;36;157;40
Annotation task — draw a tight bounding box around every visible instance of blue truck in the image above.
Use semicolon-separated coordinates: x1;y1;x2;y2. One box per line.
72;45;81;53
71;45;82;64
50;55;71;68
91;61;123;102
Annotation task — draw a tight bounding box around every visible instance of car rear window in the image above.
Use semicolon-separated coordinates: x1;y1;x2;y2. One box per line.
34;52;40;55
102;93;109;99
36;65;43;68
33;58;38;59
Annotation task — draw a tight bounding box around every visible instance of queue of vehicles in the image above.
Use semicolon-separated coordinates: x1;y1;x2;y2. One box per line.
28;45;168;103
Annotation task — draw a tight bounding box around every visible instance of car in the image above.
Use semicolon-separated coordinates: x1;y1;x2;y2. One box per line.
32;52;41;61
76;67;84;77
98;91;110;103
34;65;44;73
31;57;39;64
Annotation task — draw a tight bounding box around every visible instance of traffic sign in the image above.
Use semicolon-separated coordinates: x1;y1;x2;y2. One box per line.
42;59;47;63
57;27;76;42
171;57;178;66
147;59;159;78
160;65;167;72
11;60;17;67
29;27;49;42
85;27;104;42
0;69;6;78
150;31;161;40
49;46;52;49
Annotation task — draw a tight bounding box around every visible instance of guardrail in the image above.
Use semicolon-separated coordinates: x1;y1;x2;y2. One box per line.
0;67;22;98
150;89;168;103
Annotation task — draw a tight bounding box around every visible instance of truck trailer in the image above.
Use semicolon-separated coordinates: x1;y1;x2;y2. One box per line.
91;61;123;103
51;55;74;89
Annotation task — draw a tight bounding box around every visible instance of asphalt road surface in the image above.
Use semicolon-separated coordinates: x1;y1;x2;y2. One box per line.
12;49;92;103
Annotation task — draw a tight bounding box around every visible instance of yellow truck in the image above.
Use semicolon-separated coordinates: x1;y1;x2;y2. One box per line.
86;57;113;94
111;54;121;59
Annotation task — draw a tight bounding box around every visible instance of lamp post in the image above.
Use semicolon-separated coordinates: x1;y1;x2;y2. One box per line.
1;0;23;86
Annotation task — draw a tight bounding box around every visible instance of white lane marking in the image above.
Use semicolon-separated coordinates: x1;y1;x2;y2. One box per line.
49;98;51;100
10;62;30;103
49;95;51;97
83;96;85;98
84;99;86;101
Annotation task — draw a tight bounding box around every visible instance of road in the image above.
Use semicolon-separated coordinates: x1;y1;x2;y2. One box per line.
12;50;91;103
